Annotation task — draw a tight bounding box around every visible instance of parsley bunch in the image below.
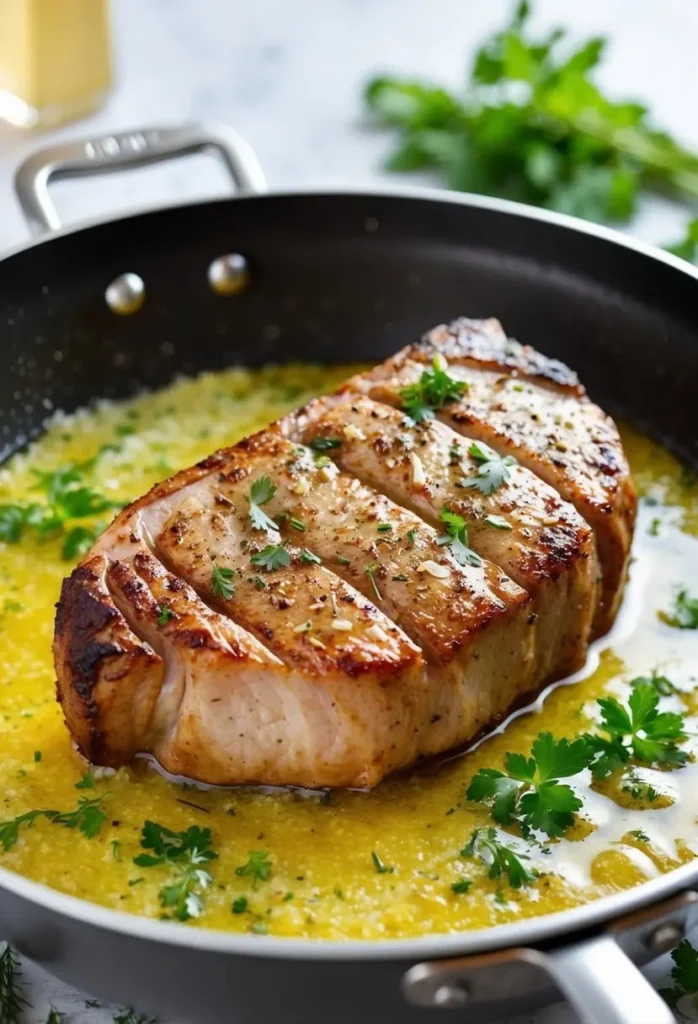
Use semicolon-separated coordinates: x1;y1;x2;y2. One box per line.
365;1;698;245
134;821;218;921
584;683;689;779
461;827;537;888
438;507;483;567
399;359;466;422
660;939;698;1010
467;731;591;838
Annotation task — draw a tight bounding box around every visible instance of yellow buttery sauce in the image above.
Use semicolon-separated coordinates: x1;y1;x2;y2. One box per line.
0;364;697;940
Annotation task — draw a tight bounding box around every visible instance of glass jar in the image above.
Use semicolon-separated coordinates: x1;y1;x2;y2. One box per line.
0;0;111;129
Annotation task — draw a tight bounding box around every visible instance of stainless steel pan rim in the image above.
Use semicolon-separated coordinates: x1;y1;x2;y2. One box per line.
3;122;698;1023
0;853;697;961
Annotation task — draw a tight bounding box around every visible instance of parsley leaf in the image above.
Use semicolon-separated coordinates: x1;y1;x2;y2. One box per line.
584;684;688;778
451;879;472;894
660;588;698;630
438;507;483;566
462;441;517;496
0;945;27;1024
246;476;278;532
309;437;342;451
235;850;272;889
399;358;466;422
157;605;174;626
134;821;218;922
461;827;537;888
660;939;698;1010
467;731;591;838
211;564;236;600
0;796;107;852
300;548;322;565
251;544;290;572
484;514;512;530
371;851;395;874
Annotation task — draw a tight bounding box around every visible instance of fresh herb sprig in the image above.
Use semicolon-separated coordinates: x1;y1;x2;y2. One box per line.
461;827;537;888
462;442;517;496
246;476;278;532
251;544;290;572
0;460;115;560
399;359;466;422
0;796;107;852
365;1;698;245
467;732;591;838
0;945;27;1024
660;588;698;630
660;939;698;1010
211;564;236;600
584;684;689;778
438;508;483;567
235;850;272;889
134;821;218;921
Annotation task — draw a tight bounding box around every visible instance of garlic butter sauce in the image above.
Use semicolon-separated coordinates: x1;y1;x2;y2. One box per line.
0;364;696;939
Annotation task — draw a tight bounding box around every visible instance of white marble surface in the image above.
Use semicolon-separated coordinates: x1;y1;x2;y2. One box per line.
1;0;697;1019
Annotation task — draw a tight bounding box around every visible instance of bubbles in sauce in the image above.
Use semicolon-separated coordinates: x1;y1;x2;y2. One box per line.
0;364;696;939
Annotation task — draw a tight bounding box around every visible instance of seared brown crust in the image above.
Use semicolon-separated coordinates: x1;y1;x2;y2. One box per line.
54;556;163;764
53;315;636;789
416;318;583;394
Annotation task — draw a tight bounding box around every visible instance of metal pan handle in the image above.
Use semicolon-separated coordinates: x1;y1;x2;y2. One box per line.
14;122;268;236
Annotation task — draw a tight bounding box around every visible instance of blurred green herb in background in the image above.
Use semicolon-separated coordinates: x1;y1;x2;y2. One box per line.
365;1;698;258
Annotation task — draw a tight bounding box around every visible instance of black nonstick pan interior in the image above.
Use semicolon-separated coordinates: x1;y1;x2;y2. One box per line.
1;191;697;473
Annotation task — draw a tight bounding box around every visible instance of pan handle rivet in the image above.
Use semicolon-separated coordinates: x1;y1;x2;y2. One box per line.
432;982;469;1008
208;253;250;296
105;272;146;315
646;921;684;953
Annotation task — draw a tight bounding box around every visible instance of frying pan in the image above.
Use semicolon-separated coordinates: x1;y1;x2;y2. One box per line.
1;122;698;1024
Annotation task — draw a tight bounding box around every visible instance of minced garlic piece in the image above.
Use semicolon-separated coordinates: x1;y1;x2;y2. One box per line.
344;424;366;441
410;452;426;486
293;620;312;633
417;560;451;579
542;516;559;526
331;619;353;631
292;478;311;496
366;623;388;643
308;636;326;649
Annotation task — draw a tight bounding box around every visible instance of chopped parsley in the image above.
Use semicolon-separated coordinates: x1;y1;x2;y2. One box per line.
289;517;306;532
371;851;395;874
451;879;472;894
461;828;536;889
134;821;218;921
660;588;698;630
337;555;350;566
113;1008;157;1024
232;896;248;914
157;605;174;626
438;507;483;567
46;1008;65;1024
584;684;688;778
364;562;383;601
75;771;95;789
628;829;650;843
235;850;272;889
462;441;516;496
33;751;42;763
467;732;591;838
251;544;290;572
630;669;677;697
211;564;236;600
0;945;27;1024
246;476;278;532
377;523;392;533
309;437;342;451
660;939;698;1010
406;528;417;546
0;460;114;561
484;514;512;530
399;358;466;422
0;796;108;852
300;548;322;565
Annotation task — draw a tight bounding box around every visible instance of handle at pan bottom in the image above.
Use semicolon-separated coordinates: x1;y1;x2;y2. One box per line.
547;934;674;1024
403;890;698;1023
